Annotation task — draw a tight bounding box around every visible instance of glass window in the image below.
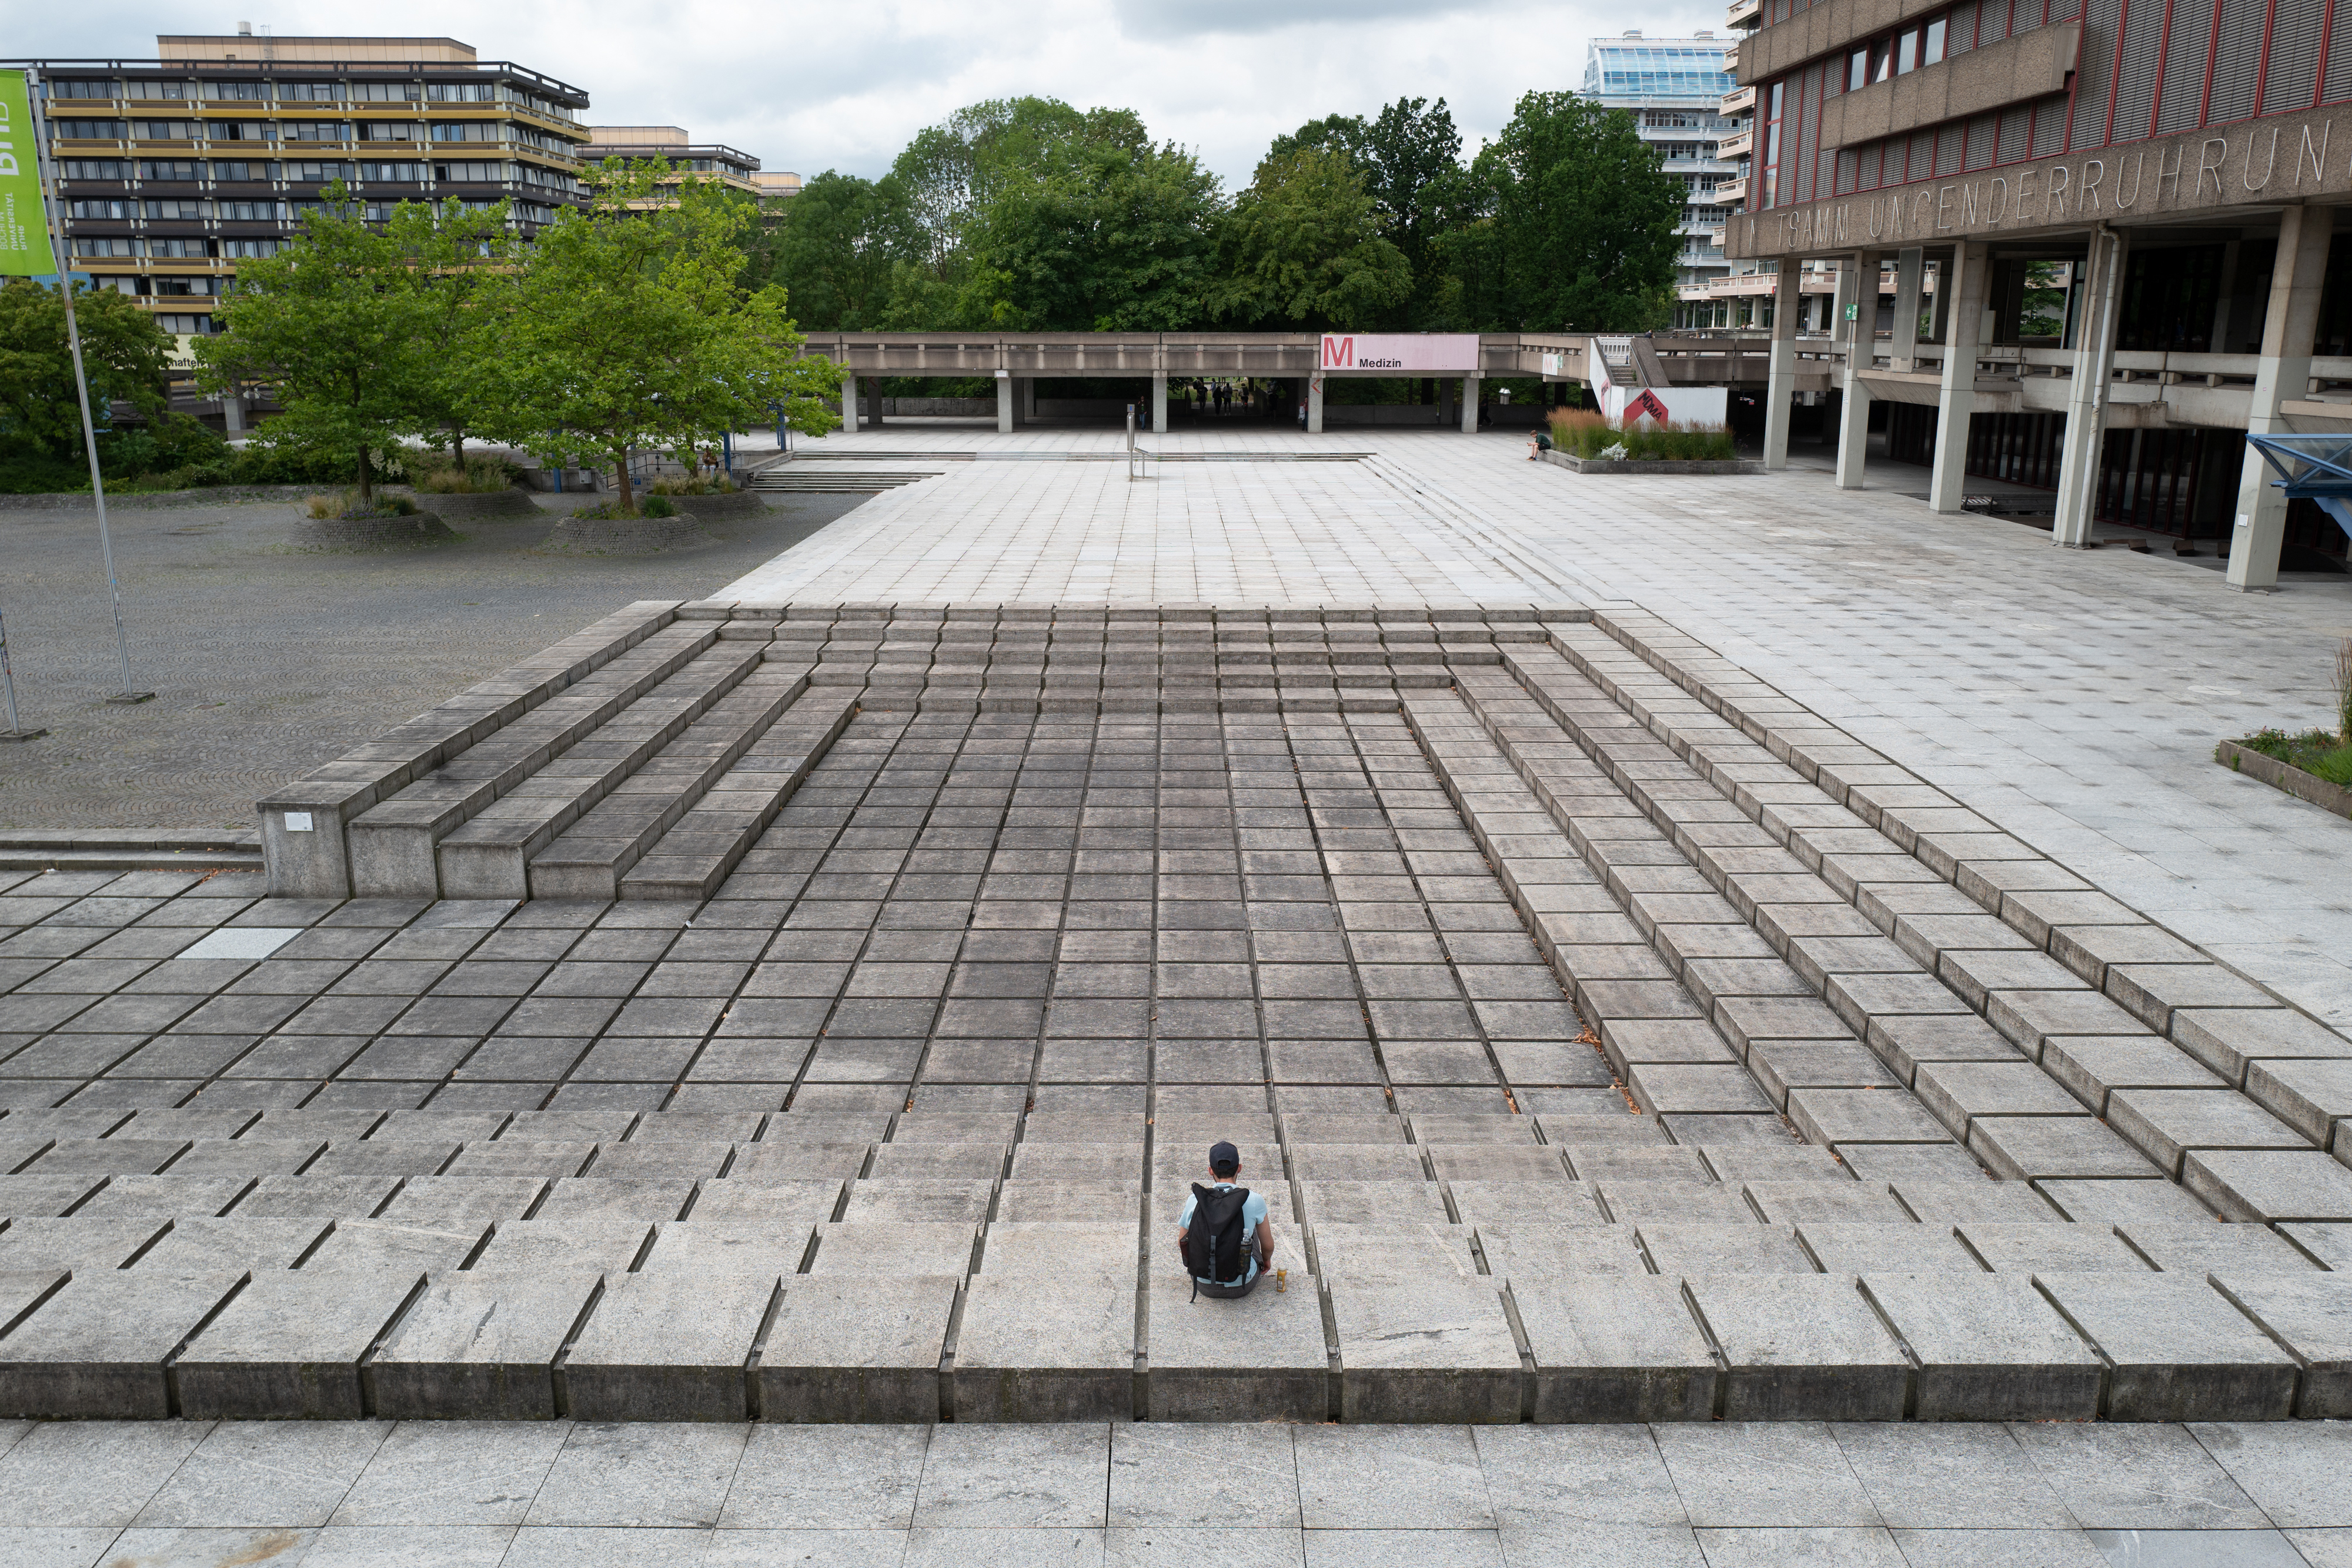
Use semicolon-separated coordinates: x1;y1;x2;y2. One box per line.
1925;16;1947;62
1896;29;1920;72
1850;49;1870;91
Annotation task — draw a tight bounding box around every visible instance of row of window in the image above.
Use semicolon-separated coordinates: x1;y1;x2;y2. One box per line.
88;275;220;295
154;313;218;334
52;119;572;146
47;78;570;115
60;159;534;184
71;236;281;257
68;193;554;232
1847;12;1952;90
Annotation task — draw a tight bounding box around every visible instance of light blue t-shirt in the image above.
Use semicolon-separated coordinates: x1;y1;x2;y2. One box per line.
1178;1182;1269;1285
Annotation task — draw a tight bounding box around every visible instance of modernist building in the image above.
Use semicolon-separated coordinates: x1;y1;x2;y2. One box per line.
583;125;763;195
1580;32;1744;323
10;32;590;347
1720;0;2351;587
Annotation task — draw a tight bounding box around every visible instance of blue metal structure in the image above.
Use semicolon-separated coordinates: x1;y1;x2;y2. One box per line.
2246;433;2352;541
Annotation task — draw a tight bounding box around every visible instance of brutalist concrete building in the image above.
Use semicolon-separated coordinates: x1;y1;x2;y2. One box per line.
1719;0;2352;586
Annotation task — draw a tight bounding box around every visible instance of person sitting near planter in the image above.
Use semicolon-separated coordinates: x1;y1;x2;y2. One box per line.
1528;427;1553;460
1174;1140;1277;1299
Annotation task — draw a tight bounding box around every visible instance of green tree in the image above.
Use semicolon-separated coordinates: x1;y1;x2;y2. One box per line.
764;170;917;329
1485;92;1682;331
493;159;842;514
1214;147;1410;330
957;137;1221;330
194;183;427;502
386;196;520;464
0;278;176;454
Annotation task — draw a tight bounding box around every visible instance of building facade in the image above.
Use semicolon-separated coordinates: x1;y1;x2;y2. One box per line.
10;33;590;348
1580;32;1743;323
584;126;762;195
1719;0;2352;587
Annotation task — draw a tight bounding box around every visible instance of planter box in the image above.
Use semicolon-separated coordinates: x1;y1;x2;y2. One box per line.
417;487;541;521
1539;450;1761;476
2215;739;2352;821
656;489;765;519
0;483;323;511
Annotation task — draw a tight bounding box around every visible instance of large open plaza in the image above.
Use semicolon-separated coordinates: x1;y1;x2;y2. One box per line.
0;425;2346;1564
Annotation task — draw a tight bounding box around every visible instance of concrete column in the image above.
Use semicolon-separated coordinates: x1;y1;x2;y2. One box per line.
2052;225;2126;548
1836;250;1880;489
1151;373;1167;433
840;371;858;432
1927;242;1990;514
1460;375;1481;433
1025;377;1040;422
2228;204;2336;591
995;372;1014;434
1307;374;1325;435
1763;264;1800;471
221;388;245;434
1890;246;1925;370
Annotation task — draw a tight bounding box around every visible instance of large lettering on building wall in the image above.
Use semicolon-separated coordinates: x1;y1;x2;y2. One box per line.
1727;103;2352;259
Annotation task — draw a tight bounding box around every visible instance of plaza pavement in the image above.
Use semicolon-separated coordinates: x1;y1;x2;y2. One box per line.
731;426;2352;1032
0;1415;2344;1567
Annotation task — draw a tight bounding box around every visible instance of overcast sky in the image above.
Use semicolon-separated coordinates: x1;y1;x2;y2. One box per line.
27;0;1722;186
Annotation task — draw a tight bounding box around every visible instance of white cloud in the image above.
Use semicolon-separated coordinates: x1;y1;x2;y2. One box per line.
25;0;1725;184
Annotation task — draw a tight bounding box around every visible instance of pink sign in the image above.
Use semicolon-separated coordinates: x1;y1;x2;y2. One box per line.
1318;333;1482;373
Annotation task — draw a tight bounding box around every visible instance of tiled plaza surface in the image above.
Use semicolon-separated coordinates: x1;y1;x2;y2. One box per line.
1;427;2350;1552
0;1416;2344;1567
731;427;2352;1033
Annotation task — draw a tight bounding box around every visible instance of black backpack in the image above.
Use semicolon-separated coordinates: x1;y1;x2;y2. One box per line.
1185;1183;1251;1299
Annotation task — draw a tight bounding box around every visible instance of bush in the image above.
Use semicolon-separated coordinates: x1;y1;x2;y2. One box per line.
339;494;417;519
1547;407;1735;462
2239;726;2352;784
641;494;676;517
408;447;520;494
646;473;737;496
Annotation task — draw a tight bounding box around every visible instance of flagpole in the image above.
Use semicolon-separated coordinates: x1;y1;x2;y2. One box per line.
26;66;152;705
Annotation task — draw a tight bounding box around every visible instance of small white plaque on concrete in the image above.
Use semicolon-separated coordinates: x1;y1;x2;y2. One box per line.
177;927;305;962
283;811;313;832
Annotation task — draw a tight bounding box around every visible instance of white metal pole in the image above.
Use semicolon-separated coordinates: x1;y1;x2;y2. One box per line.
28;69;149;705
0;607;39;741
26;68;149;703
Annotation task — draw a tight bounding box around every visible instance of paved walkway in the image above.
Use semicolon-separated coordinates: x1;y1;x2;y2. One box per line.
730;429;2352;1032
0;1416;2344;1567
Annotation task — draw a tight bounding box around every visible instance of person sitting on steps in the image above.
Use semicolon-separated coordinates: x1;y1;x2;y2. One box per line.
1174;1139;1278;1299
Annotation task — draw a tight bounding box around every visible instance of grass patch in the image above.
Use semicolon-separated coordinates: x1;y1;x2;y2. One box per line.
1548;408;1735;462
2236;728;2352;787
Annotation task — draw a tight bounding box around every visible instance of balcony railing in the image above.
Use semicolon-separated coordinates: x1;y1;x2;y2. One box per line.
1726;0;1762;28
1717;127;1752;159
1720;85;1755;114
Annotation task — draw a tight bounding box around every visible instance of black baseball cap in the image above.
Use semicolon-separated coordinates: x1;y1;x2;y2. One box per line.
1208;1141;1240;1169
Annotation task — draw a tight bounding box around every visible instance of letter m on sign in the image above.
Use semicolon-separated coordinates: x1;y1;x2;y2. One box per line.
1628;389;1672;426
1320;336;1354;369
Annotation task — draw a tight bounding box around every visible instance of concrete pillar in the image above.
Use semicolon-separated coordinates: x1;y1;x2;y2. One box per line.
840;371;858;432
2052;226;2126;548
1460;375;1481;433
1151;373;1167;434
1890;247;1925;370
1836;250;1880;489
1927;242;1990;514
1763;264;1800;471
221;388;245;434
996;372;1014;434
1307;374;1325;435
2228;204;2336;591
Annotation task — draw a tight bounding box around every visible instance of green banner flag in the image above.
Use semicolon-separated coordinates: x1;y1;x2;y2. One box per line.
0;72;54;277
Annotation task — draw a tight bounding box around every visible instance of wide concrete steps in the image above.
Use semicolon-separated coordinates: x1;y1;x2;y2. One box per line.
1;1105;2344;1424
525;668;830;901
0;831;260;873
345;623;727;898
749;467;942;492
1524;615;2352;1230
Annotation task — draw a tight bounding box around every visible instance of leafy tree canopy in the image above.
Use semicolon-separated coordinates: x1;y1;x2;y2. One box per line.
1484;91;1685;332
1214;148;1410;332
0;279;176;454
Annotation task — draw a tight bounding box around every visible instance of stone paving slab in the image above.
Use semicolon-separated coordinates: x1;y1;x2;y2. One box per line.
0;603;2339;1422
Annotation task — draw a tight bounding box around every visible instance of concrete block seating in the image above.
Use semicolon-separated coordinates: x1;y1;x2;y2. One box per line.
0;602;2339;1422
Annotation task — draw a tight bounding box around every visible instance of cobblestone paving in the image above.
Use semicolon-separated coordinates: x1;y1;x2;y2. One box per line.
0;1416;2341;1566
0;493;863;830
